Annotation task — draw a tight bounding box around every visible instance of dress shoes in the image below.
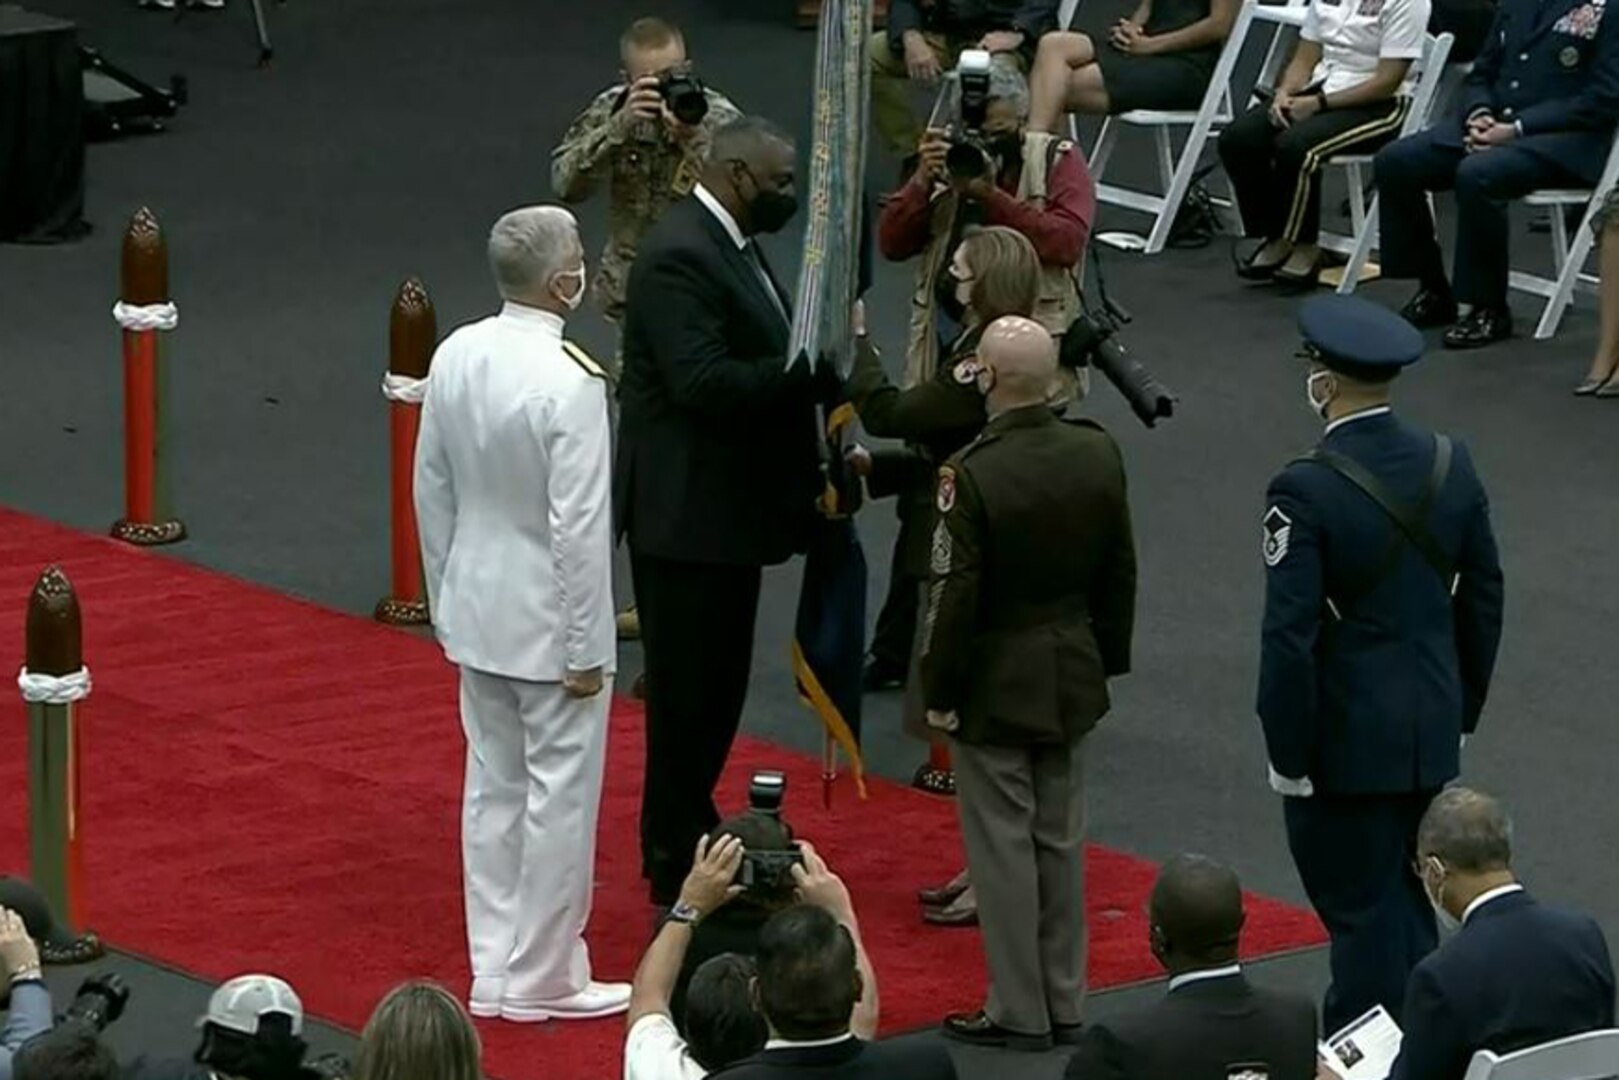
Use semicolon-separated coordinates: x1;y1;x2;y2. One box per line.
942;1010;1053;1052
499;980;632;1023
922;885;978;927
1400;288;1459;329
1443;306;1512;350
861;657;906;692
917;868;971;908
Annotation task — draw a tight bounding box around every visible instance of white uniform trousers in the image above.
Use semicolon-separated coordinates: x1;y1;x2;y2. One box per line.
459;666;612;1005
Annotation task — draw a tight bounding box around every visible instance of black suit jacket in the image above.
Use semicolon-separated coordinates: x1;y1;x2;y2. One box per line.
714;1035;956;1080
1064;971;1318;1080
615;195;824;567
1390;890;1616;1080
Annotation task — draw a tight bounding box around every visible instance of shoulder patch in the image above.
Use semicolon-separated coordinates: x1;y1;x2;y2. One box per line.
1263;506;1293;567
561;340;608;379
936;467;957;514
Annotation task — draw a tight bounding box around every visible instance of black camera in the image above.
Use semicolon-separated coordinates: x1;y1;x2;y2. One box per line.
58;973;129;1032
613;67;709;127
736;772;803;896
925;50;998;182
1061;310;1175;427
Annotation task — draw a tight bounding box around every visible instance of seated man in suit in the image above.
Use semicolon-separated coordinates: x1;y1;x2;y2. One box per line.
715;894;954;1080
1390;787;1616;1080
1065;855;1318;1080
1373;0;1619;348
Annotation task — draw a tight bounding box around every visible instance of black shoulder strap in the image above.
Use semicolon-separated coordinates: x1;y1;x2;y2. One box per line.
1292;435;1455;582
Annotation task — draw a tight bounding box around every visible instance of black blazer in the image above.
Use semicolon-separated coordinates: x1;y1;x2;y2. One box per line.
1064;971;1318;1080
714;1035;956;1080
615;195;825;567
1390;890;1616;1080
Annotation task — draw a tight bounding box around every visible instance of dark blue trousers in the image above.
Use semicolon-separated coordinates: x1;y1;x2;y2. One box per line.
1284;790;1439;1034
1373;131;1584;306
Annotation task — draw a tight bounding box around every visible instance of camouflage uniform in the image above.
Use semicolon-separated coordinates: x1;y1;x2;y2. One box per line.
551;84;742;330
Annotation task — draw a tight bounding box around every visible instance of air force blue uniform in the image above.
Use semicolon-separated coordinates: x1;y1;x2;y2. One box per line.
1259;297;1505;1033
1374;0;1619;306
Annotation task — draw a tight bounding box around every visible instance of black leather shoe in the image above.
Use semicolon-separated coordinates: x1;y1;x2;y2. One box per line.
917;869;970;907
1443;306;1513;350
861;657;906;692
1052;1022;1086;1047
942;1011;1053;1052
1400;288;1459;329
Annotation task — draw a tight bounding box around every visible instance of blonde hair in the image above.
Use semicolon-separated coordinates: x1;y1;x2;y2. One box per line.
959;226;1041;326
354;982;482;1080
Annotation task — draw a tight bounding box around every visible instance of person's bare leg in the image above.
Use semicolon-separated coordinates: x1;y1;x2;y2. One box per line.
1064;63;1113;116
1584;224;1619;388
1029;31;1102;132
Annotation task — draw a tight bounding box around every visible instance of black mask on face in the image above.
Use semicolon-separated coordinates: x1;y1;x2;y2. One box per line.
738;162;799;235
987;132;1023;168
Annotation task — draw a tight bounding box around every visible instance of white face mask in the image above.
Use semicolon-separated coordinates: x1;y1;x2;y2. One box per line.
1422;857;1463;937
1306;370;1335;419
554;264;587;311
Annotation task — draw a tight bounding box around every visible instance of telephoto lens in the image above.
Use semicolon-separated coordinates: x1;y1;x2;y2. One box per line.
659;71;709;126
58;973;130;1033
1061;313;1176;427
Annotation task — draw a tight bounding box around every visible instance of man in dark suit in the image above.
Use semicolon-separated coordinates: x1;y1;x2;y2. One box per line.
1373;0;1619;348
1391;787;1616;1080
1258;296;1505;1034
616;115;829;906
713;904;956;1080
1065;855;1318;1080
920;317;1137;1050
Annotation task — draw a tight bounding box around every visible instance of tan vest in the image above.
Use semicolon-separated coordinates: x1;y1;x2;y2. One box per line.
902;132;1084;399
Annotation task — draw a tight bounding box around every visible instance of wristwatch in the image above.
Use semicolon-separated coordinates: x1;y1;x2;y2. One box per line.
663;900;703;928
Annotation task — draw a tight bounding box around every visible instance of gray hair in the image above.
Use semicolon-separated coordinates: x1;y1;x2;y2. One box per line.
487;205;580;301
988;56;1030;119
1418;786;1514;872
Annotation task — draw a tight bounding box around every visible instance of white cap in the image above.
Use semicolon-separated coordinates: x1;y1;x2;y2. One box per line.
200;974;304;1036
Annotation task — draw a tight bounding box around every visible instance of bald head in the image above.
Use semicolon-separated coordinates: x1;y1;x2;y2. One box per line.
980;316;1057;413
1418;787;1513;872
1150;855;1245;970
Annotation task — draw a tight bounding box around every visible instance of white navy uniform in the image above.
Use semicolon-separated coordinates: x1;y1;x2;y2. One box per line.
414;301;615;1015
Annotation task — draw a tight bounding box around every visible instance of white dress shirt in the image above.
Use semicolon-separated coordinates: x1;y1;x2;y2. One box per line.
1168;963;1243;992
1324;404;1392;436
624;1014;708;1080
414;302;615;681
1463;883;1526;924
764;1033;857;1051
693;183;789;326
1303;0;1430;96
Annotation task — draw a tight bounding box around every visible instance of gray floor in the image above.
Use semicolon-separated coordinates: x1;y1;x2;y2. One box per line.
3;0;1615;1074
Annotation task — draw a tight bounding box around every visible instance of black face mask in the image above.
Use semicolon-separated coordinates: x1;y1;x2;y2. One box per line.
988;132;1023;167
739;163;799;235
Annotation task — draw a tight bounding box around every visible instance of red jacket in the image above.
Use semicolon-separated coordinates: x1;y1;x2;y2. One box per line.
877;143;1096;268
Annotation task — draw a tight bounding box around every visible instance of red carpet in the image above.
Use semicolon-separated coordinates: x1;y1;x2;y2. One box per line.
0;508;1323;1078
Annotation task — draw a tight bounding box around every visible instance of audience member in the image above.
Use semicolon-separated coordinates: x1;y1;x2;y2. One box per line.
869;0;1060;159
1027;0;1238;122
12;1024;116;1080
879;66;1093;391
125;974;323;1080
1220;0;1430;285
1065;855;1318;1080
1373;0;1619;348
624;835;768;1080
715;898;942;1080
1577;189;1619;394
353;982;480;1080
0;908;50;1080
1387;787;1615;1080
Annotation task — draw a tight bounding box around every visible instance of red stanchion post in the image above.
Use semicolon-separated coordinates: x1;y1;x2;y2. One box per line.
19;567;89;930
913;740;955;796
111;207;186;546
375;277;436;625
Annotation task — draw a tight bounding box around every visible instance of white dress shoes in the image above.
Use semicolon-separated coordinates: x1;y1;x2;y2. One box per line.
468;976;505;1019
499;981;632;1023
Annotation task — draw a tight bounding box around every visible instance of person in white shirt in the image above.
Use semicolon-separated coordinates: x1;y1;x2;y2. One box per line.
414;205;626;1023
1217;0;1431;284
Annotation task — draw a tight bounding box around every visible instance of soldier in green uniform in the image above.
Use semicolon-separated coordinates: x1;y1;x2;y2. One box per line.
551;16;739;645
551;16;741;340
921;315;1136;1051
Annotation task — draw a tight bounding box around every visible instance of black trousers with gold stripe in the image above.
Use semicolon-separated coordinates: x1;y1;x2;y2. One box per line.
1218;97;1410;245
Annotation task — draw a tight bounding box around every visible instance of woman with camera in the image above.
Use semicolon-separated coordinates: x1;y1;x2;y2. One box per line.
1026;0;1239;125
1217;0;1430;284
844;225;1047;929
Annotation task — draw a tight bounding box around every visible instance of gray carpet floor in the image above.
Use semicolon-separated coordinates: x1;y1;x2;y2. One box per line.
2;0;1615;1074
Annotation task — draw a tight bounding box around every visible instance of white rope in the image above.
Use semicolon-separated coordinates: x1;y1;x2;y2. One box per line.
112;301;179;333
381;372;429;404
17;666;92;705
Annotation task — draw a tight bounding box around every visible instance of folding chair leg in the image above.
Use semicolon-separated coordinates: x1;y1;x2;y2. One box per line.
1090;117;1119;182
1154;126;1175;192
1537;214;1595;339
1145;125;1212;254
1338;199;1379;295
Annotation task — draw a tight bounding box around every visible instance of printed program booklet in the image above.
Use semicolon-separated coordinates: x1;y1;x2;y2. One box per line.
1319;1005;1403;1080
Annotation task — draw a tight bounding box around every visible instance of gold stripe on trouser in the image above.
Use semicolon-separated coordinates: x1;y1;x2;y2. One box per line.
1282;98;1413;243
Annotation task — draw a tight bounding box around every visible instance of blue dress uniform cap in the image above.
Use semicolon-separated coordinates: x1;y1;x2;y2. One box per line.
1297;295;1426;377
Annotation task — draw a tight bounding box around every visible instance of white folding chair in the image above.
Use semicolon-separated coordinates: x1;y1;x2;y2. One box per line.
1460;1029;1619;1080
1505;130;1619;339
1329;31;1455;293
1086;0;1268;253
